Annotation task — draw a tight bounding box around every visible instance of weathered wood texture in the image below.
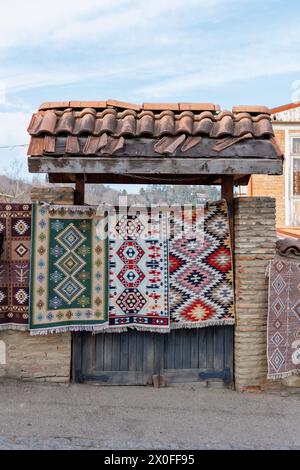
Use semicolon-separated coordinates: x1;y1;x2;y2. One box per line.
28;157;282;177
74;327;234;385
221;176;234;245
48;173;251;186
74;175;85;205
30;186;74;205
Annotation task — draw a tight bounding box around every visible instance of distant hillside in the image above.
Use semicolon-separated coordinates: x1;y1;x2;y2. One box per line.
0;174;33;202
0;174;220;205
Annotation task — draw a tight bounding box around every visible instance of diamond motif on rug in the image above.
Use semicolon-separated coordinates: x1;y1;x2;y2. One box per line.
115;214;147;239
29;204;108;333
169;200;234;328
270;349;285;371
267;258;300;379
206;246;232;273
179;298;217;322
116;288;147;314
271;332;284;346
173;262;221;296
58;251;86;277
271;298;285;317
56;224;85;251
14;288;29;305
55;277;86;305
109;212;169;331
14;243;28;258
272;274;286;295
13;219;29;236
0;204;31;330
117;265;145;288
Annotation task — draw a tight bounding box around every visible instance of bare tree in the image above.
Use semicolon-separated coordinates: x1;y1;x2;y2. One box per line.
0;159;32;202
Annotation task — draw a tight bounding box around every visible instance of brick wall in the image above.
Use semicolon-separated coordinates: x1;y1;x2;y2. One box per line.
234;197;277;391
248;130;286;227
0;186;74;383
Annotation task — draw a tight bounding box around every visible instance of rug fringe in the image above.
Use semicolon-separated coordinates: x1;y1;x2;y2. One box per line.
128;325;170;333
170;319;235;329
268;369;300;380
94;325;171;334
0;324;29;331
29;324;108;335
29;320;235;335
93;326;128;334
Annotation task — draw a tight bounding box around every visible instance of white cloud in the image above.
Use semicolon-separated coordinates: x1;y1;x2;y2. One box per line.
0;111;31;176
0;0;238;95
0;0;124;49
0;111;30;145
133;21;300;99
0;0;227;49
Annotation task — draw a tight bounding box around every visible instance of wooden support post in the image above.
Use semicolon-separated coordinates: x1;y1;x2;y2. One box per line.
221;175;235;389
74;174;85;205
221;175;234;250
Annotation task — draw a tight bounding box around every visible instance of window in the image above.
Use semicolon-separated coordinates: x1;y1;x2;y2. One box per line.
293;159;300;196
292;137;300;154
290;138;300;226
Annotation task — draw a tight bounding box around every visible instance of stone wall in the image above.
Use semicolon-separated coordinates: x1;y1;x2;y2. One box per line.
0;330;71;382
234;197;277;391
0;187;74;383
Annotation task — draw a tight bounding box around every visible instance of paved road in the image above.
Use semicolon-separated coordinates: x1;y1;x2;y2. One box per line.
0;381;299;449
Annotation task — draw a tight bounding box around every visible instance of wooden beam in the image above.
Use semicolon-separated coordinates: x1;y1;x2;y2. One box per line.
221;176;235;309
74;175;85;205
28;157;283;176
221;175;234;245
48;173;222;185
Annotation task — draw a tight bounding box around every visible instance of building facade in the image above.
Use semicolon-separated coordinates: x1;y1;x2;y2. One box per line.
248;102;300;234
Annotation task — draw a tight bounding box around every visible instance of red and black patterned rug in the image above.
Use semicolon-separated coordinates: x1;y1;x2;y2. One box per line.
169;200;235;328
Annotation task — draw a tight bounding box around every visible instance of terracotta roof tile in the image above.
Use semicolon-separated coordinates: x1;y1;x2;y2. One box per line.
27;100;278;157
70;100;107;109
39;101;70;110
107;99;141;111
65;135;80;154
232;105;271;115
143;102;180;111
44;135;56;153
27;136;44;156
271;102;300;114
179;103;219;111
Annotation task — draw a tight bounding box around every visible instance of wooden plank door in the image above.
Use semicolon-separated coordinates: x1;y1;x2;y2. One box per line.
72;326;233;386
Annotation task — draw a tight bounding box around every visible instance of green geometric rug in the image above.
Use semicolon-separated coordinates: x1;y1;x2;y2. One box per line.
29;204;108;334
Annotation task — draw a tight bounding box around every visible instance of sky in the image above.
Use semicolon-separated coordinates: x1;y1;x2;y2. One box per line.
0;0;299;191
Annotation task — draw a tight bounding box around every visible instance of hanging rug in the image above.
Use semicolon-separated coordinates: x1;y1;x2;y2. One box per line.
29;204;108;334
169;200;235;328
0;203;31;330
108;209;169;332
267;257;300;379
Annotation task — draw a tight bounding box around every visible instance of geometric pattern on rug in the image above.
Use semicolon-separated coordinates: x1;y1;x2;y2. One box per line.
0;203;31;330
109;211;169;332
267;257;300;379
169;200;235;328
29;204;108;334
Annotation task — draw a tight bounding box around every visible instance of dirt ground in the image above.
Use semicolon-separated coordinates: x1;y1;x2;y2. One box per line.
0;380;299;450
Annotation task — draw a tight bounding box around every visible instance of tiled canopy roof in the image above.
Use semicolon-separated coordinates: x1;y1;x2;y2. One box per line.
27;100;279;157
